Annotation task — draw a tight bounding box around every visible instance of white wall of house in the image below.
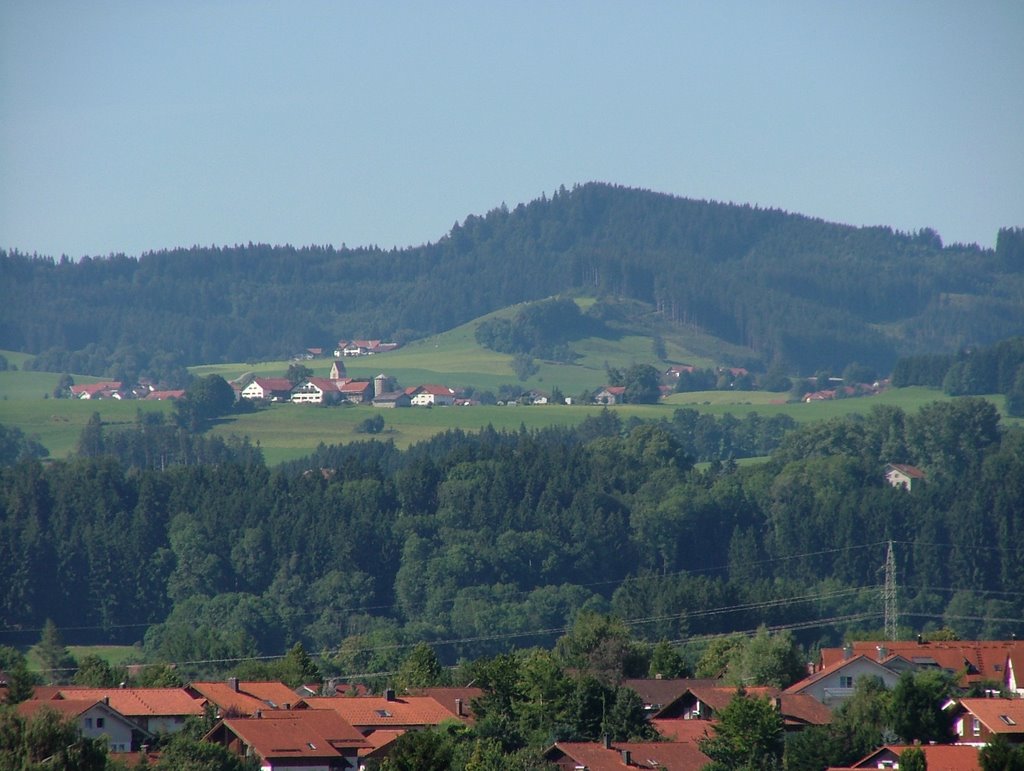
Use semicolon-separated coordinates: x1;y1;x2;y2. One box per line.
80;704;135;752
795;659;901;705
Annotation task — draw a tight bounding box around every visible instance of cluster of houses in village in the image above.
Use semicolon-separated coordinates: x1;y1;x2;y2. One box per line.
68;381;186;401
4;637;1023;769
240;363;463;409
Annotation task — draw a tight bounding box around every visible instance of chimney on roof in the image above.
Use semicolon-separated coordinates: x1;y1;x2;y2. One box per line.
284;703;291;710
228;677;240;692
774;697;782;711
621;749;632;765
254;709;262;718
917;634;924;645
655;673;663;680
602;734;611;750
103;696;109;706
384;688;396;702
843;643;853;661
877;645;888;662
455;698;464;717
119;681;127;689
141;744;150;754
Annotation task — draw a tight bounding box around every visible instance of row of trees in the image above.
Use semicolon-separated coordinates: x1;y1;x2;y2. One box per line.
1;395;1021;672
891;335;1024;415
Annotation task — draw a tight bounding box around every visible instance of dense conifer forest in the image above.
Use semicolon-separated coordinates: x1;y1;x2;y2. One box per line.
4;185;1023;379
2;398;1020;678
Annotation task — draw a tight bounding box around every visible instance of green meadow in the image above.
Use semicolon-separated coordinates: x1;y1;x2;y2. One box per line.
2;331;1016;467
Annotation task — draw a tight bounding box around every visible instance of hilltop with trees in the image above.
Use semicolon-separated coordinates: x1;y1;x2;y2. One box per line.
4;184;1023;384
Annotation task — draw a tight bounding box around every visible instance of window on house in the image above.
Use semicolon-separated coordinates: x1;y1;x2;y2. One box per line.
839;676;854;689
95;718;104;728
973;717;981;736
375;709;392;718
84;718;93;729
1000;715;1017;726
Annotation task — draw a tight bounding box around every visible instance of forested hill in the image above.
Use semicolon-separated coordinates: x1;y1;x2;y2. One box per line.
3;183;1023;374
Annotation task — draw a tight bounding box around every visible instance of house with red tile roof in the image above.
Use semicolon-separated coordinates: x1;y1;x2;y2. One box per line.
621;678;720;717
240;377;294;401
17;698;143;753
818;640;1024;690
885;463;927;490
43;687;205;734
945;697;1024;746
409;384;456;406
291;377;344;405
336;379;373;403
70;381;123;399
187;678;302;717
302;691;462;734
544;737;711;770
408;687;484;721
205;709;370;771
827;743;981;771
784;654;902;706
594;385;627;405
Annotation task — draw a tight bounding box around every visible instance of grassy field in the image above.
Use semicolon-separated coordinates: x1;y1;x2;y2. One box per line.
3;339;1016;467
25;644;143;673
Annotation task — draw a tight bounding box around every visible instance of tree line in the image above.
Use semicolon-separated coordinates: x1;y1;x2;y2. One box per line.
892;335;1024;415
4;184;1022;381
1;395;1021;680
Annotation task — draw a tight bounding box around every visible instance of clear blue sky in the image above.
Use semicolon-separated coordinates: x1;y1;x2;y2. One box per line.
2;1;1022;259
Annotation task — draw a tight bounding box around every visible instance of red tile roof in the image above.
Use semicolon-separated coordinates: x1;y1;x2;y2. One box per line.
778;693;834;726
408;687;484;720
622;678;720;711
546;740;711;770
303;695;457;729
651;718;716;743
786;654;898;694
187;680;301;716
17;698;101;719
417;384;455;396
50;688;205;718
953;698;1024;734
250;377;294;392
70;381;123;396
210;711;369;762
836;744;980;771
819;641;1024;687
886;463;927;479
360;728;405;758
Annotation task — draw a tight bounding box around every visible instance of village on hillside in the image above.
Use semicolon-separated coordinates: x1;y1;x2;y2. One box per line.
63;340;890;410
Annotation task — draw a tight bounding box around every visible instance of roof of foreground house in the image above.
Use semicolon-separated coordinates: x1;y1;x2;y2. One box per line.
829;743;980;771
209;710;369;763
951;697;1024;734
819;640;1024;687
546;740;711;770
47;687;205;718
303;694;458;729
187;680;301;716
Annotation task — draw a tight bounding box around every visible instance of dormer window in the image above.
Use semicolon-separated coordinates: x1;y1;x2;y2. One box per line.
375;709;392;718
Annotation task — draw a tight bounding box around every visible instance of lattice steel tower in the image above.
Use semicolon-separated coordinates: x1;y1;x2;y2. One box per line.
883;540;898;641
